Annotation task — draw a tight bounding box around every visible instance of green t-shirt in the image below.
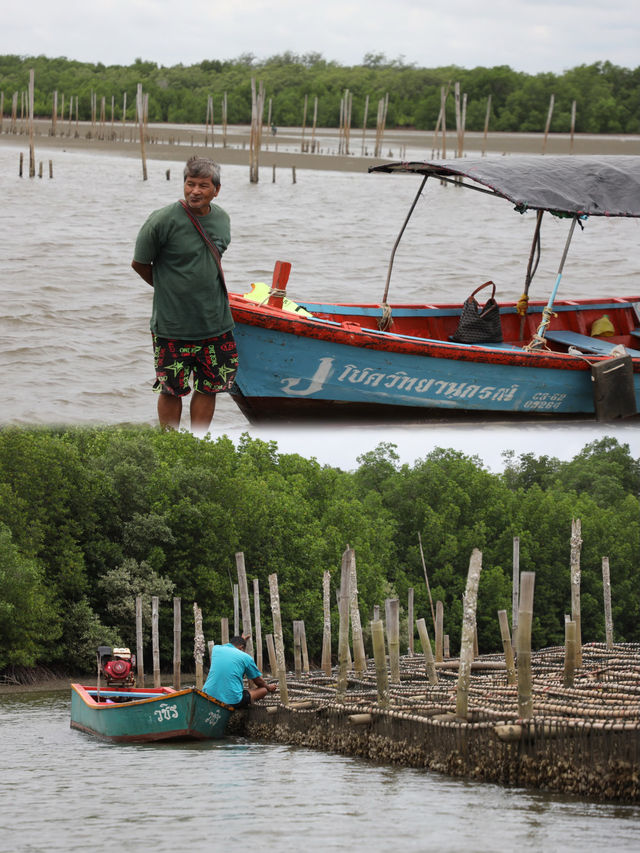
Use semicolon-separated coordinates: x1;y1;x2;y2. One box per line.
134;201;233;340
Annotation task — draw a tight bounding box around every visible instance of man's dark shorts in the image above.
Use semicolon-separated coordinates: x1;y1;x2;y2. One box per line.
152;332;238;397
231;689;251;710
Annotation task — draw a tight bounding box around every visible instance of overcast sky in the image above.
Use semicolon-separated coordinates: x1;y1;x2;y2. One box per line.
3;0;638;73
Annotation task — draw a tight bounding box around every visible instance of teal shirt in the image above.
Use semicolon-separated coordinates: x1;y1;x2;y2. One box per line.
134;201;233;340
203;643;262;705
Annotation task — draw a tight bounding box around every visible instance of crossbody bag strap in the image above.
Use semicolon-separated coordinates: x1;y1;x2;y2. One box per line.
178;200;227;293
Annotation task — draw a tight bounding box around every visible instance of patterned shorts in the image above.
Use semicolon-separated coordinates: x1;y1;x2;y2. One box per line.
152;332;239;397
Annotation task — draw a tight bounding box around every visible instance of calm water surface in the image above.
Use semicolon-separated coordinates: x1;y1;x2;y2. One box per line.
1;691;639;852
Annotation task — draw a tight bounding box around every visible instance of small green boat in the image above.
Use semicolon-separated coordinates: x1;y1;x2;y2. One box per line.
70;683;233;743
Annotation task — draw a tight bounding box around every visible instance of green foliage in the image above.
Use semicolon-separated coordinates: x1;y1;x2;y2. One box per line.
0;54;638;133
0;426;637;674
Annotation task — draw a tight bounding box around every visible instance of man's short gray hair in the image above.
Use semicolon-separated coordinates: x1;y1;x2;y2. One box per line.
184;157;221;187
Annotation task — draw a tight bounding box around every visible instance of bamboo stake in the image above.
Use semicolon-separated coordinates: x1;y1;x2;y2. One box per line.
28;69;35;178
311;96;318;152
435;600;444;662
233;583;239;637
570;518;583;666
220;616;229;645
321;570;332;676
512;536;520;648
222;92;228;147
498;609;517;685
416;617;438;685
348;549;366;675
293;620;302;676
300;620;309;673
336;548;352;701
456;549;483;719
135;595;144;687
407;588;414;656
173;597;181;690
152;595;160;687
440;85;448;159
266;633;277;676
301;93;307;152
194;602;204;689
387;598;400;683
370;619;389;708
602;556;614;649
136;83;147;180
361;93;369;155
235;552;253;657
268;573;288;703
570;100;577;155
542;93;555;155
517;572;536;719
564;619;576;687
253;578;263;671
481;94;491;156
417;532;436;630
51;90;57;136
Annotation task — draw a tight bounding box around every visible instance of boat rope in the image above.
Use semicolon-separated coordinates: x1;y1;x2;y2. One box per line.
379;302;393;331
524;306;557;351
516;294;529;316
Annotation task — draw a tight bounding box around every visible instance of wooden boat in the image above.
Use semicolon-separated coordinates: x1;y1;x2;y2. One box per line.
70;683;233;743
228;156;640;421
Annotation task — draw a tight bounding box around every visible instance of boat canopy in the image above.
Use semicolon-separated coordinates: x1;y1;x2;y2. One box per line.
369;156;640;218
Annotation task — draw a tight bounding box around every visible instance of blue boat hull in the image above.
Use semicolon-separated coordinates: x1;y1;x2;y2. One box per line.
70;684;233;743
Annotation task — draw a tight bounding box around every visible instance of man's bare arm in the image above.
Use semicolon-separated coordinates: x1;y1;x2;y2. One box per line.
131;260;154;286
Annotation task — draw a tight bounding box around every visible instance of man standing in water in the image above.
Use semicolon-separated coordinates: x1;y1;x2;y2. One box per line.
131;157;238;434
204;636;277;708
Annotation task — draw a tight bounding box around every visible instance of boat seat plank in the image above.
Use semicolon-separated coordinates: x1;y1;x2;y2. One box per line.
545;329;640;357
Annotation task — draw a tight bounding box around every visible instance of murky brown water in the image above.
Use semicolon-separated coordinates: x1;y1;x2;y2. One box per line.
1;690;639;852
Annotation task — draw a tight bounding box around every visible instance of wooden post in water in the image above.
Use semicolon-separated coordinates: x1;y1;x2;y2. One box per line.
416;617;438;685
19;152;23;177
456;549;483;719
135;595;144;687
293;620;302;677
435;600;444;662
564;618;576;687
220;616;229;645
386;598;400;683
517;572;536;719
481;94;492;156
28;69;35;178
570;518;583;666
361;93;369;155
602;556;614;649
235;552;253;657
512;536;520;648
348;549;366;675
249;78;265;183
370;619;389;708
194;602;205;689
300;93;307;152
321;570;332;675
152;595;161;687
498;609;517;685
268;573;288;704
253;578;263;671
266;633;277;676
570;100;577;154
173;597;181;690
136;83;148;180
233;584;239;637
417;532;436;631
407;588;414;656
542;94;555;155
336;548;352;701
444;635;450;658
300;621;310;673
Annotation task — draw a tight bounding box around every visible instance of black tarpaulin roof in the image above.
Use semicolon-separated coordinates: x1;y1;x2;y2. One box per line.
369;156;640;217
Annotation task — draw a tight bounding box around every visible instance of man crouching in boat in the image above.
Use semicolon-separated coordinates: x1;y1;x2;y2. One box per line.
203;636;277;708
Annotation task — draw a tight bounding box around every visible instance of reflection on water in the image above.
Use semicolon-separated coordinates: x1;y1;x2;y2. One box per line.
1;691;639;852
1;143;639;431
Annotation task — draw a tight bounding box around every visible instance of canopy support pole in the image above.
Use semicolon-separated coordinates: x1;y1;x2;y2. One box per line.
378;175;428;330
518;209;544;340
526;215;579;351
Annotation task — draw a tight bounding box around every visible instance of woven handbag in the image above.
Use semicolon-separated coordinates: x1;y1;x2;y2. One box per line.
450;280;503;344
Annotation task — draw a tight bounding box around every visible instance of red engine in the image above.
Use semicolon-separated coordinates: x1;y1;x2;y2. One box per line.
98;646;136;687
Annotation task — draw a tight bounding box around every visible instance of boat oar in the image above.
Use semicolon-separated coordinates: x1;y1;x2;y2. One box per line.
526;215;579;350
268;260;292;309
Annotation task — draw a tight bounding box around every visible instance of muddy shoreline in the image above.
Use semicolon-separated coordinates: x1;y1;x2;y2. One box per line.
1;121;638;173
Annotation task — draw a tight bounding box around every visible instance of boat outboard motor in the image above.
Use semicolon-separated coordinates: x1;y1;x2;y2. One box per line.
98;646;136;687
